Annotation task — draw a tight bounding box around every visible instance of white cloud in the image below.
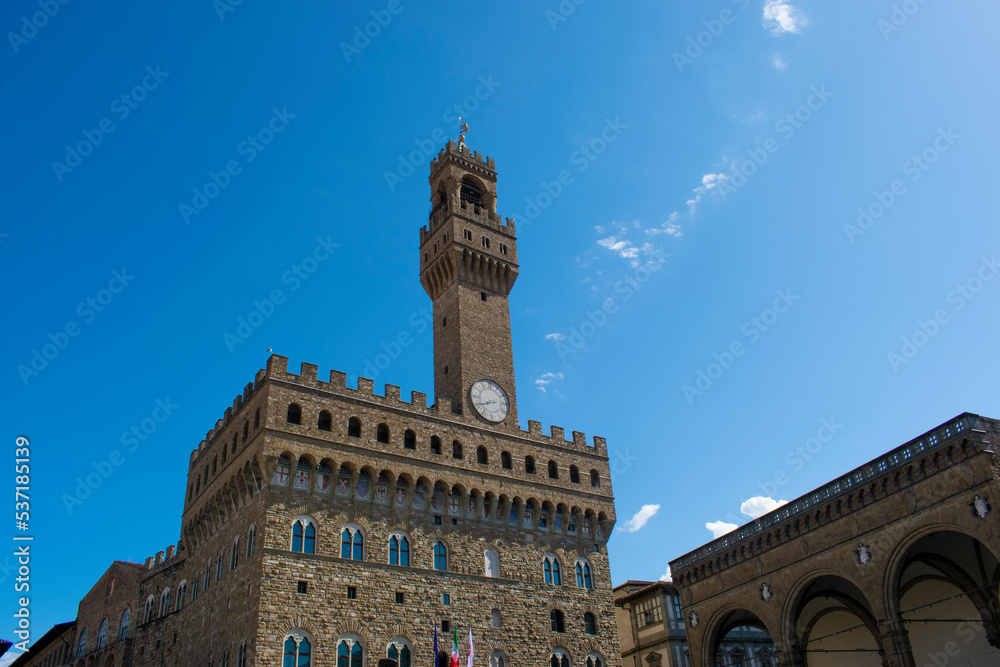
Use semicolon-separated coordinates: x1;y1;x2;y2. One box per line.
660;565;672;582
772;53;787;70
687;172;729;211
740;496;788;519
545;332;566;342
706;520;738;538
763;0;807;35
646;212;683;237
621;504;660;533
534;371;564;392
597;235;641;259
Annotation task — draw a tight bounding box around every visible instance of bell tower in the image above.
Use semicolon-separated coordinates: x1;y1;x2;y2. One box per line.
419;137;519;427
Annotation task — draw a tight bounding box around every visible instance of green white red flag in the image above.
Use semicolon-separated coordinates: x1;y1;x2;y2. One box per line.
451;627;459;667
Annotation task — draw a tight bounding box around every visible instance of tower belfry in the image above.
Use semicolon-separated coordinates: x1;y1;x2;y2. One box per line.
419;139;519;426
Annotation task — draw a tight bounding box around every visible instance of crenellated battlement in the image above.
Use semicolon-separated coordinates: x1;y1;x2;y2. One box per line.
430;139;495;176
143;542;183;570
264;354;608;457
189;369;267;467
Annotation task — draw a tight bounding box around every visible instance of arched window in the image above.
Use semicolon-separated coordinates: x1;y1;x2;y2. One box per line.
576;561;593;589
433;542;448;571
491;609;502;629
570;465;580;483
118;608;130;641
237;639;247;667
543;555;562;585
586;653;604;667
340;525;364;560
254;408;260;428
489;651;506;667
348;417;361;437
525;456;536;474
404;429;416;449
549;649;570;667
501;451;512;469
223;441;229;464
159;588;170;617
387;639;412;667
175;581;187;611
337;636;364;667
461;177;483;205
389;534;410;566
212;455;218;475
452;440;463;459
584;612;597;634
550;609;566;633
590;469;600;487
76;628;87;657
477;446;488;464
242;421;248;443
231;537;240;569
377;423;390;444
430;436;442;455
246;524;256;557
484;548;499;577
548;460;558;479
291;518;316;554
96;619;108;650
283;633;312;667
318;410;332;431
287;403;301;425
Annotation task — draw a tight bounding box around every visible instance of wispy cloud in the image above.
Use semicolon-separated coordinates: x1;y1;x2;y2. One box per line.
772;53;787;70
660;565;672;582
621;504;661;533
763;0;807;35
706;520;738;538
534;371;564;392
687;172;729;211
646;212;683;237
545;333;566;342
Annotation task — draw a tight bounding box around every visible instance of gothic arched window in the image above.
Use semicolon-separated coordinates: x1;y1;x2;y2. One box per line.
341;525;364;560
283;633;312;667
543;555;562;585
389;534;410;566
348;417;361;438
291;518;316;554
286;403;301;425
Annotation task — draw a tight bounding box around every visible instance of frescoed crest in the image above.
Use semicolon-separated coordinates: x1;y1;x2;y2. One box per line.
413;489;426;509
554;515;564;532
523;509;533;528
356;479;370;500
448;495;460;516
595;523;604;540
316;473;331;493
431;492;443;512
508;508;517;525
495;507;503;523
293;470;309;490
272;466;289;486
394;488;407;506
336;476;350;496
375;484;389;504
466;501;475;518
582;520;591;537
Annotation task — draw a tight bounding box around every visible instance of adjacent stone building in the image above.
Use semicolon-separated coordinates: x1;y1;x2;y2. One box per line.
24;140;621;667
669;413;1000;667
613;581;772;667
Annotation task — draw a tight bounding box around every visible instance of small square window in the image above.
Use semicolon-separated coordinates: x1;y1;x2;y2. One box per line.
347;587;357;599
480;292;487;302
442;620;451;632
434;516;442;525
396;592;405;604
443;594;451;605
452;518;458;525
297;581;307;594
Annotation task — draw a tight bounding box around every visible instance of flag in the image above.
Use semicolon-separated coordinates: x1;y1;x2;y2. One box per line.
467;627;474;667
434;625;439;667
451;627;459;667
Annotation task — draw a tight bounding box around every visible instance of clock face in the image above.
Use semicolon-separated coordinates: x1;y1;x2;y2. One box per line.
470;379;509;422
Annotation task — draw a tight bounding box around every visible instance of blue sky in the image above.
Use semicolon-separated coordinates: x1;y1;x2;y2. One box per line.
3;0;999;649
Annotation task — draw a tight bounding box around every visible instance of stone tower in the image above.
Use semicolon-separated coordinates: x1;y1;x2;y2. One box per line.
65;138;619;667
419;141;519;427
